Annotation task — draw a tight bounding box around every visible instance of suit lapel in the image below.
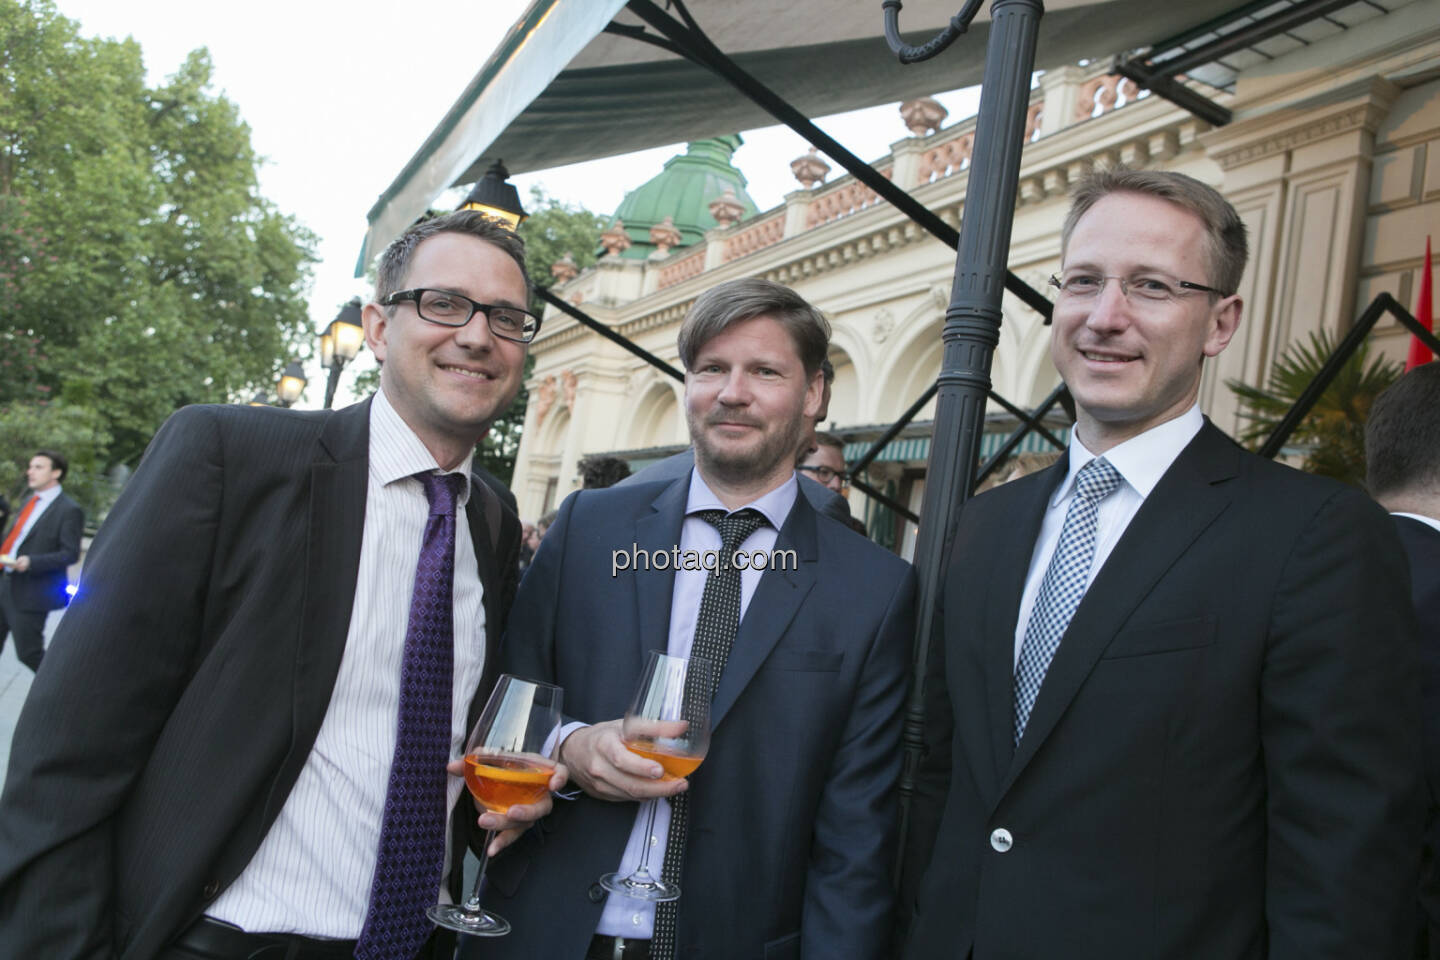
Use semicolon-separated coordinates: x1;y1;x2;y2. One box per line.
634;476;690;668
711;493;819;731
464;486;503;732
982;458;1069;780
998;423;1237;796
267;400;371;823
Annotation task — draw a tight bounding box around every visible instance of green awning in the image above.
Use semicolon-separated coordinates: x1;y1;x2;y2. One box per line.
360;0;1251;272
845;427;1070;465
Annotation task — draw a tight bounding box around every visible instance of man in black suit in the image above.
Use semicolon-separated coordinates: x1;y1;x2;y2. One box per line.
0;211;555;960
903;169;1420;959
1366;361;1440;957
475;278;917;960
0;449;84;672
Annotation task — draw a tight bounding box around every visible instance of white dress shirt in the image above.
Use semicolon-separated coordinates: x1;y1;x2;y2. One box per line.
1013;405;1204;666
595;469;797;938
6;483;62;547
210;388;488;935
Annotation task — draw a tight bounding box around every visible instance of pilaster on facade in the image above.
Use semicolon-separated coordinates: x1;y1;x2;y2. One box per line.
1201;75;1400;435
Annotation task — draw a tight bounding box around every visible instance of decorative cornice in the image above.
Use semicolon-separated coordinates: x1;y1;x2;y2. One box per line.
1203;77;1401;171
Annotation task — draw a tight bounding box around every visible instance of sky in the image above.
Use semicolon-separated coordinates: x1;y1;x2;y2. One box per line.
53;0;978;405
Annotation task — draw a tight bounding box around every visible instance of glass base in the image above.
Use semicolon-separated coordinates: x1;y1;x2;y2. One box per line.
599;870;681;902
428;902;511;937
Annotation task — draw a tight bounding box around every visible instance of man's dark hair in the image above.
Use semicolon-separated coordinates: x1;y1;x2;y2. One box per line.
375;210;531;306
677;277;830;377
797;431;845;466
1366;363;1440;499
34;449;67;482
579;455;633;489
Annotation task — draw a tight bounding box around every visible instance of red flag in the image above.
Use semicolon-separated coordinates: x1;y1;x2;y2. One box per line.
1407;235;1434;371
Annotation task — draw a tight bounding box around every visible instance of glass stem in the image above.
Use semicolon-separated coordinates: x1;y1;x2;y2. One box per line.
634;798;660;879
461;828;498;914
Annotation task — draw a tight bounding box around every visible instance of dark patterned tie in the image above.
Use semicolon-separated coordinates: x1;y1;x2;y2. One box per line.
1013;458;1124;744
356;471;464;960
651;508;768;960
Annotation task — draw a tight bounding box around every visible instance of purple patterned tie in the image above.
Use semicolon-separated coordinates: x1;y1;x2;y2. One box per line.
356;471;465;960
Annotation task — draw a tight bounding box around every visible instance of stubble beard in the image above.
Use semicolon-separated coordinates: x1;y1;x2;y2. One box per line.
689;406;805;491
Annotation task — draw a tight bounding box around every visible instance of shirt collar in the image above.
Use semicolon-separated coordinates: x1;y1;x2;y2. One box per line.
369;387;473;503
28;484;62;507
1053;404;1204;507
685;468;798;533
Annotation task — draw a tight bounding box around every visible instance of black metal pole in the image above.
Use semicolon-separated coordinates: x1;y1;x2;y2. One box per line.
620;0;1054;324
323;365;342;410
536;286;686;382
895;0;1044;879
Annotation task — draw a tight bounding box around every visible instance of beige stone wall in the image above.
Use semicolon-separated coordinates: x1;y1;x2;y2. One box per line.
510;6;1440;522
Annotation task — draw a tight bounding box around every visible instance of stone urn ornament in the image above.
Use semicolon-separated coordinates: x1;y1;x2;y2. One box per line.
550;252;579;283
900;96;948;136
599;220;632;257
790;147;831;189
648;215;683;255
708;188;745;228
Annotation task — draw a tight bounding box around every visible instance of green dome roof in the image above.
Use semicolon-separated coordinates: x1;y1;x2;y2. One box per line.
603;135;759;260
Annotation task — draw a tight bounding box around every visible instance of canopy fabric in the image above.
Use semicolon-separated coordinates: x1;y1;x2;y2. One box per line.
360;0;1246;272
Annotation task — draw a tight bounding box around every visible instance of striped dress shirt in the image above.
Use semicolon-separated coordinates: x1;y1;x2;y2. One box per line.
209;389;487;935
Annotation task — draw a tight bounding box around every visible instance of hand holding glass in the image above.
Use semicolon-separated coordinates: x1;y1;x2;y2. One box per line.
429;674;562;937
599;650;713;902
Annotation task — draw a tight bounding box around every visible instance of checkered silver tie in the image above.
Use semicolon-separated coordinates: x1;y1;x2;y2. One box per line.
651;508;767;960
1013;458;1123;745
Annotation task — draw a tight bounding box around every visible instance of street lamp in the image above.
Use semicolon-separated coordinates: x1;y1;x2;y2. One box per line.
458;159;527;228
322;297;365;409
276;360;307;407
247;391;270;406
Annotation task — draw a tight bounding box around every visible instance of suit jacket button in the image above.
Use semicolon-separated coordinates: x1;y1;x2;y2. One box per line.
202;880;220;899
989;828;1013;853
587;882;606;903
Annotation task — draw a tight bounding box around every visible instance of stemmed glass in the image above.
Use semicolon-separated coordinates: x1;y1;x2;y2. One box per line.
598;650;713;902
428;674;563;937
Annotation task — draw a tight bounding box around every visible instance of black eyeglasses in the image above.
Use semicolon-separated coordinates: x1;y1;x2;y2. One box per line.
1048;273;1227;304
381;288;540;344
798;464;848;484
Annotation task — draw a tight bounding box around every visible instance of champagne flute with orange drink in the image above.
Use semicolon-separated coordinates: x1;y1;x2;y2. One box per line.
599;650;713;902
428;674;562;937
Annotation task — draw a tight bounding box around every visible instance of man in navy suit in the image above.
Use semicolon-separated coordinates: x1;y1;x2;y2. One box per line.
0;449;83;672
1367;361;1440;957
478;277;917;960
904;169;1419;959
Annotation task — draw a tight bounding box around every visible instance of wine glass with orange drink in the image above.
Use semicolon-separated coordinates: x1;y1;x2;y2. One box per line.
598;650;713;902
428;674;563;937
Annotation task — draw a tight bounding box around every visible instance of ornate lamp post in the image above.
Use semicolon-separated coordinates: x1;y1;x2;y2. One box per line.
321;298;365;409
275;360;308;408
459;160;528;228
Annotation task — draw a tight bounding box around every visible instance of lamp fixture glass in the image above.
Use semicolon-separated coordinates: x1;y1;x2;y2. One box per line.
319;327;335;370
332;297;365;364
459;160;527;229
277;360;308;406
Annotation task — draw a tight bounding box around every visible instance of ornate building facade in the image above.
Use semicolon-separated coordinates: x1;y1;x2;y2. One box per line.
512;2;1440;558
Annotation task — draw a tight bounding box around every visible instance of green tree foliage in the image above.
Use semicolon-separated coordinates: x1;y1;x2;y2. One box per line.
1228;329;1402;487
0;0;317;505
0;401;110;522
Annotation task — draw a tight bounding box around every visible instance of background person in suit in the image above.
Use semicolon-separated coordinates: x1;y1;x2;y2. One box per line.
1366;361;1440;958
0;211;553;960
0;449;83;672
474;277;917;960
902;169;1421;960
